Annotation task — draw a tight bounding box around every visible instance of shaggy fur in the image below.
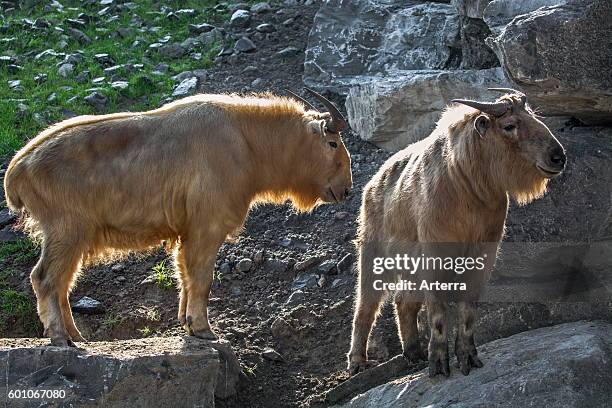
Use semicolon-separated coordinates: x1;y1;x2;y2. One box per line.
348;94;565;377
4;93;352;345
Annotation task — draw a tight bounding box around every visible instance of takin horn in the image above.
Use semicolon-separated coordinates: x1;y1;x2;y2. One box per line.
451;99;512;117
304;87;348;133
285;89;319;112
488;87;528;104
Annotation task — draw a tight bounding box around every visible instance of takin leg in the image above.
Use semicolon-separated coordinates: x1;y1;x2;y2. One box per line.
454;301;483;375
31;232;85;346
176;232;225;340
347;250;385;375
394;296;424;363
426;300;450;377
174;243;188;327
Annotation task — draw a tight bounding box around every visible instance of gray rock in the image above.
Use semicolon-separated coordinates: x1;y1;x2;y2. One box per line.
158;43;186;59
172;77;198;97
57;63;74;78
483;0;564;36
485;0;612;124
264;258;289;273
304;1;462;93
295;255;323;271
458;16;499;69
345;68;510;151
236;258;253;272
261;347;284;362
234;37;256;53
337;253;355;274
251;78;264;88
276;46;300;58
292;273;319;290
0;208;16;228
0;225;21;242
251;2;272;14
285;289;305;305
318;259;337;275
67;27;91;44
173;69;207;83
75;70;89;83
198;28;224;47
0;337;239;406
103;64;124;76
189;23;215;35
8;79;22;91
336;321;612;408
152;63;169;74
33;73;47;84
256;23;276;33
452;0;493;18
94;53;114;66
110;80;129;90
230;10;251;27
84;91;108;112
71;296;104;314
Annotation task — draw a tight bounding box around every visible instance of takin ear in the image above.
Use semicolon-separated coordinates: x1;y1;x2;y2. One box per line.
474;114;490;139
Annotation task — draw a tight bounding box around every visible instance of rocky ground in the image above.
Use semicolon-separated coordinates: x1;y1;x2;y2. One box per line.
0;1;610;407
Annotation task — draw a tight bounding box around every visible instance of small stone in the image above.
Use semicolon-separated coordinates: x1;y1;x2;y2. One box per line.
140;275;155;285
337;253;355;274
84;91;108;112
58;63;74;78
335;211;349;220
261;347;284;362
152;63;169;74
111;81;129;90
279;237;292;247
251;2;272;14
71;296;104;314
188;23;215;35
318;275;327;287
7;64;22;74
68;28;91;44
285;290;304;305
75;71;89;83
236;258;253;272
251;78;264;88
332;278;345;288
94;53;114;66
230;286;241;296
219;262;231;275
8;79;22;91
295;256;322;271
158;43;186;59
34;74;47;85
111;263;125;272
172;77;198;97
282;18;294;26
92;77;106;84
0;208;17;228
230;10;251;28
47;93;57;102
253;250;265;264
318;260;337;275
256;23;276;33
116;276;126;283
276;46;300;58
292;273;318;290
264;259;288;274
234;37;256;53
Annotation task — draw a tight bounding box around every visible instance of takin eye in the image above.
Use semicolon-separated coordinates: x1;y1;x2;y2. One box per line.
503;124;517;132
328;141;338;148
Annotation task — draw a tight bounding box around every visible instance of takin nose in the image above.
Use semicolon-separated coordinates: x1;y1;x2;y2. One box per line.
548;146;567;170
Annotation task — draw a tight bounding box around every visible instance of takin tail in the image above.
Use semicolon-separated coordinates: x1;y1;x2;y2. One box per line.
4;155;25;212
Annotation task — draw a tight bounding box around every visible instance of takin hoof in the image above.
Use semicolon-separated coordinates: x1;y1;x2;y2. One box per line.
455;349;484;376
49;337;76;347
191;328;218;340
347;355;378;376
402;344;427;364
428;348;450;378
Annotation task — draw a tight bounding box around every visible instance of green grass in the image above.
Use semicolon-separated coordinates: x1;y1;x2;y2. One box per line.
0;0;231;162
152;259;175;289
0;288;40;333
100;313;121;331
0;238;39;263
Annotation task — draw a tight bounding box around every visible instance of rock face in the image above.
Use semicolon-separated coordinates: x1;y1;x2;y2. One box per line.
304;1;476;93
337;321;612;407
0;337;242;408
345;68;509;151
485;0;612;124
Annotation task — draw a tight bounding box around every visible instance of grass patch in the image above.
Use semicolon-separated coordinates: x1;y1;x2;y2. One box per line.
152;260;175;289
137;305;161;321
100;313;121;331
0;288;40;333
0;0;231;162
0;238;39;263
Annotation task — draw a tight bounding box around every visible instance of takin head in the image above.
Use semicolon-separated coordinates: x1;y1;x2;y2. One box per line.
286;88;353;209
453;88;566;205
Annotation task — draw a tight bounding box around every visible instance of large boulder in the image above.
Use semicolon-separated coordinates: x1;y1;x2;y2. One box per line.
304;1;496;93
483;0;565;35
451;0;493;18
345;68;510;151
337;321;612;407
485;0;612;124
0;337;243;408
